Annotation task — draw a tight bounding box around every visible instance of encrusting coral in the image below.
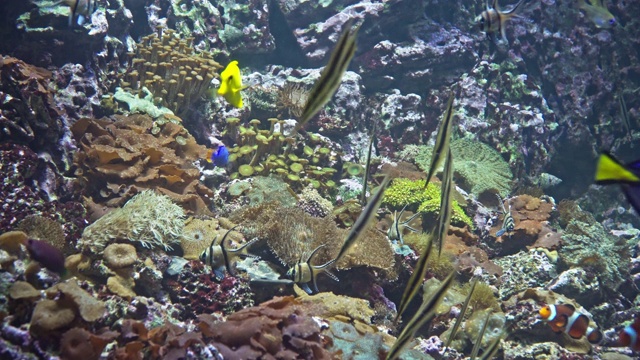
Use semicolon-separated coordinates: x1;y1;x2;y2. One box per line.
17;215;68;254
119;28;221;117
78;190;185;254
71;114;213;214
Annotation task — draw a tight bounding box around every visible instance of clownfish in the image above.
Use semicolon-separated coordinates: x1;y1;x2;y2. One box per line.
217;61;244;108
539;304;602;344
617;317;640;351
206;144;229;167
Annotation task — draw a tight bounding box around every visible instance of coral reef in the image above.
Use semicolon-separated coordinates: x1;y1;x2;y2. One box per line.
78;190;185;254
71;114;213;213
382;178;473;228
118;28;221;117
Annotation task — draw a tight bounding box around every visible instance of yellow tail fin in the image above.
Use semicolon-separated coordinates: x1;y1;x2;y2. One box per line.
596;153;640;183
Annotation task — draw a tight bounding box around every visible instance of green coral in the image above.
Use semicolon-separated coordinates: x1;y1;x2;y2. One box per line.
559;219;632;291
383;178;473;228
409;139;513;198
450;139;513;198
79;190;185;253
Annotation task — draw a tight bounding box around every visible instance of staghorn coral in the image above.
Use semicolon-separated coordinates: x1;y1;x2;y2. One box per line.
78;190;185;254
118;28;221;117
383;178;473;228
233;202;395;276
70;114;213;214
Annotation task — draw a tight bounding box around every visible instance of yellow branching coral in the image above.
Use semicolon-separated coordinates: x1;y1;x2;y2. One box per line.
119;28;221;117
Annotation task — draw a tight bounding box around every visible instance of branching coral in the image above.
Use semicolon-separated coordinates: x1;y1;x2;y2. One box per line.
383;178;473;228
78;190;185;254
71;114;213;214
119;28;221;117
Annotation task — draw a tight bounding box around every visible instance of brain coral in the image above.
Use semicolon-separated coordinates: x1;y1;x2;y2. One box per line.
71;114;213;215
78;190;185;254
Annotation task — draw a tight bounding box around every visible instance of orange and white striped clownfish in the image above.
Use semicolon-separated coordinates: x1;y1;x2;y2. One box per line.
539;304;602;344
617;317;640;351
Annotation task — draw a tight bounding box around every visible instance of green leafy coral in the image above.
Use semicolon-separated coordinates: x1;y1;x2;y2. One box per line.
407;139;513;198
382;178;473;228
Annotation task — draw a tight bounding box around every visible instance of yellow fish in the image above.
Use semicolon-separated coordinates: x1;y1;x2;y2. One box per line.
217;60;244;108
578;0;616;28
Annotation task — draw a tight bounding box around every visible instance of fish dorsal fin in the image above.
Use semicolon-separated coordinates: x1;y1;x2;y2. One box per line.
306;244;326;263
209;235;219;248
219;224;241;250
491;0;499;10
562;303;576;312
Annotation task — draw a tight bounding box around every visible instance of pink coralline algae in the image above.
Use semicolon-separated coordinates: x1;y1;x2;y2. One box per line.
0;142;87;241
164;260;254;319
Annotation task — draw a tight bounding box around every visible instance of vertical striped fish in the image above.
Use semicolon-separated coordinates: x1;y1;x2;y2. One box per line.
423;92;455;190
334;175;391;263
287;244;338;294
475;0;526;42
296;19;360;131
495;195;514;237
386;271;455;360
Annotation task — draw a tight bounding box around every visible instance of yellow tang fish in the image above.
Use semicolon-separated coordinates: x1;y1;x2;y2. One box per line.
578;0;616;28
217;60;244;108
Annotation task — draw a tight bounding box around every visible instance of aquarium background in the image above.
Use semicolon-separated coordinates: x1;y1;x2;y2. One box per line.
1;0;640;359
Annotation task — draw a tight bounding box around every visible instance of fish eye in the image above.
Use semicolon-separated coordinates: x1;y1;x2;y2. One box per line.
609;18;616;25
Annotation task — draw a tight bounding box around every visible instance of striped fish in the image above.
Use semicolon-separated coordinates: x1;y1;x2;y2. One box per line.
470;312;504;360
386;271;455;360
286;244;338;294
495;195;514;237
335;175;391;263
443;278;478;355
297;19;360;131
395;150;453;321
423;92;455;190
199;225;260;279
387;204;420;244
475;0;526;43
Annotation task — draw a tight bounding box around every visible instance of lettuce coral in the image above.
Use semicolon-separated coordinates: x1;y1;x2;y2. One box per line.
78;190;185;253
71;114;213;215
383;178;473;228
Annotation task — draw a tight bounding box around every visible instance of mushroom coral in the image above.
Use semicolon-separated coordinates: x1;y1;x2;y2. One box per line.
103;243;138;269
70;114;213;215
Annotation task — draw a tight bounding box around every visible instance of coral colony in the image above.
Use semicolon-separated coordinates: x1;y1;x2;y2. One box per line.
2;0;640;359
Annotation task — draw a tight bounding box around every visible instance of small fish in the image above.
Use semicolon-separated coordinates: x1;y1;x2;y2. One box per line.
386;271;455;360
534;172;563;189
334;175;391;263
475;0;526;42
578;0;616;28
286;244;338;294
297;19;359;131
24;238;66;275
360;120;376;205
423;92;455;190
470;312;504;360
619;92;631;137
199;225;260;279
387;205;420;245
217;61;244;108
435;148;454;258
495;195;514;237
444;278;479;355
394;232;433;321
539;304;603;344
617;317;640;351
44;0;96;27
595;152;640;214
206;144;229;167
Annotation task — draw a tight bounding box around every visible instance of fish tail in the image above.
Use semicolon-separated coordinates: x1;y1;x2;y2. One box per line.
596;152;640;183
496;229;506;237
